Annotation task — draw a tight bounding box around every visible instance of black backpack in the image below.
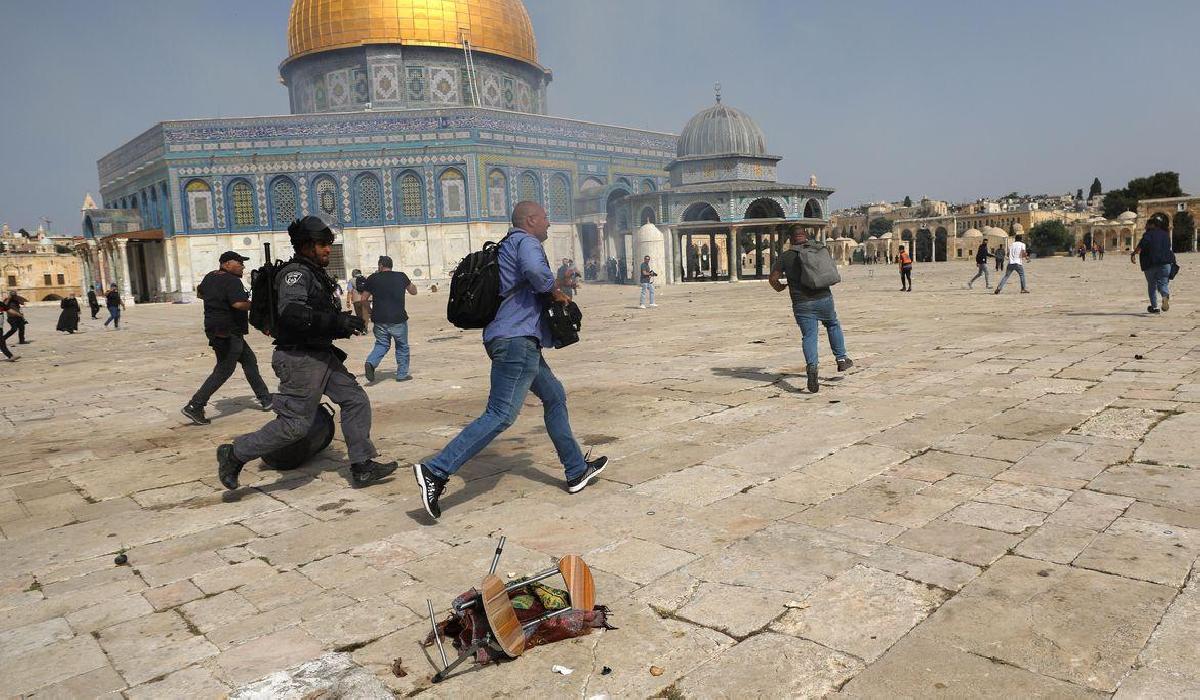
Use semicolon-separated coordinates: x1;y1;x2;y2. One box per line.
249;242;285;335
446;233;513;329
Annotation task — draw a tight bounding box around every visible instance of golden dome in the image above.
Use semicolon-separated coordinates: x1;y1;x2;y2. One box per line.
286;0;540;68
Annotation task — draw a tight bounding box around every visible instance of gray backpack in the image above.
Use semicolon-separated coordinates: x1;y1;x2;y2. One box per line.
786;242;841;290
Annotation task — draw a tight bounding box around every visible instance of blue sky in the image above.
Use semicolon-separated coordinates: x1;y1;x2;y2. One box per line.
1;0;1197;235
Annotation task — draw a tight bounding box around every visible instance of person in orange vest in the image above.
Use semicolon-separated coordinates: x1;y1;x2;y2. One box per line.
897;246;913;292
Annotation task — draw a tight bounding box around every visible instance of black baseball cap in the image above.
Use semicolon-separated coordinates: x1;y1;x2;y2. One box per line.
219;251;250;263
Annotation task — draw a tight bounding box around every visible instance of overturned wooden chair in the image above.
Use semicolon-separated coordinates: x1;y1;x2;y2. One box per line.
425;538;597;683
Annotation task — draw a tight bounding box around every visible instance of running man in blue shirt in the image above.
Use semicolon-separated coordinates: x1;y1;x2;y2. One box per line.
413;201;608;519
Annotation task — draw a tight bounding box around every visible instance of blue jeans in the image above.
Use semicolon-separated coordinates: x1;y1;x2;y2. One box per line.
1145;264;1171;308
996;263;1026;292
792;295;848;368
104;306;121;327
426;336;586;481
366;321;409;377
640;282;655;305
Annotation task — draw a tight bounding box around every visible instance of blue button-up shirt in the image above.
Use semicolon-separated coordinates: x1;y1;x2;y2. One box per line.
483;228;555;347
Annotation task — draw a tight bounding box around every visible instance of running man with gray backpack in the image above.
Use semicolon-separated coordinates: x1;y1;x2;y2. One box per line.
768;226;853;393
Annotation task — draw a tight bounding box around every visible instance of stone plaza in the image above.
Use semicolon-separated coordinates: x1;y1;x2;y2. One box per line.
1;257;1198;698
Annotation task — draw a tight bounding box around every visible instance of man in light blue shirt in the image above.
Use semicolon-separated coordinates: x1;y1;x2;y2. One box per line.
413;201;608;519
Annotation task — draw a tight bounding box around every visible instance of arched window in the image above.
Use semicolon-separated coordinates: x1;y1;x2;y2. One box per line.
229;180;256;228
397;171;424;222
548;174;570;219
745;198;785;219
518;171;541;204
487;170;508;216
804;198;823;219
355;173;382;224
270;177;299;229
641;178;656;193
439;169;467;218
185;180;213;229
640;207;656;225
313;176;338;217
682;201;720;222
149;187;159;229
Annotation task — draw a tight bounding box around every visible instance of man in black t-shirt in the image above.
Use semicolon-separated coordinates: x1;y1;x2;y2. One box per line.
362;255;417;382
181;251;273;425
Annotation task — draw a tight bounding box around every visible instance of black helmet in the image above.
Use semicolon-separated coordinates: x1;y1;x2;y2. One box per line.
287;216;336;247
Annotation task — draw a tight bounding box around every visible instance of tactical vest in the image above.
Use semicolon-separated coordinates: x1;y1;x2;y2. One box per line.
272;257;340;348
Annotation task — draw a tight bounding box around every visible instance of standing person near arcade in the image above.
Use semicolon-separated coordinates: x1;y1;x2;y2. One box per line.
103;284;124;329
216;216;398;490
181;251;274;425
638;255;658;308
87;285;101;319
897;245;913;292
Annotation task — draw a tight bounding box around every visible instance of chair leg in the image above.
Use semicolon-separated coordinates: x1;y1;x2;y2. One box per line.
432;641;482;683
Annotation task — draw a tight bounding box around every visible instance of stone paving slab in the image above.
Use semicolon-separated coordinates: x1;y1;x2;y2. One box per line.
0;259;1198;695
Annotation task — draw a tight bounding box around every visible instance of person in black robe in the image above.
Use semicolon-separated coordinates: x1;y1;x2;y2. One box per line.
87;286;101;319
57;296;80;334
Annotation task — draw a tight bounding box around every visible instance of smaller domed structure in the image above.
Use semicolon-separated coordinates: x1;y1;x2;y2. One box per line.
1118;211;1138;222
677;101;767;159
964;228;983;238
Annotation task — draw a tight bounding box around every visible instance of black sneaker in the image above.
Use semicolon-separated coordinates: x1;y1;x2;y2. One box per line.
257;396;273;411
181;403;210;425
364;362;376;382
217;444;244;490
350;459;398;488
836;357;854;372
567;455;608;494
1148;306;1161;314
806;365;820;393
396;374;413;382
413;463;446;518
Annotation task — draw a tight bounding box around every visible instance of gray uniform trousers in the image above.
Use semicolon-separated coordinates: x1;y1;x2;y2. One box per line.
232;348;378;464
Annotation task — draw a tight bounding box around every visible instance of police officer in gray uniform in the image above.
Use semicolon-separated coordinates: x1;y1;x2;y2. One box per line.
216;216;398;490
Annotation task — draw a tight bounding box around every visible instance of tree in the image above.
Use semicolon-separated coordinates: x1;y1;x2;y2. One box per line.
902;196;912;208
1028;220;1073;257
1102;190;1139;219
1088;177;1103;199
1103;171;1185;219
1173;211;1195;253
868;217;893;236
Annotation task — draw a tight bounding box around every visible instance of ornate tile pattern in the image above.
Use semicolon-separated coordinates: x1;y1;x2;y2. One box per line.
328;69;351;108
372;64;398;102
429;67;459;105
406;67;427;103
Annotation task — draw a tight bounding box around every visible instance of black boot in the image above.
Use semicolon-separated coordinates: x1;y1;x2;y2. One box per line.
351;459;398;488
217;444;244;490
806;364;820;393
